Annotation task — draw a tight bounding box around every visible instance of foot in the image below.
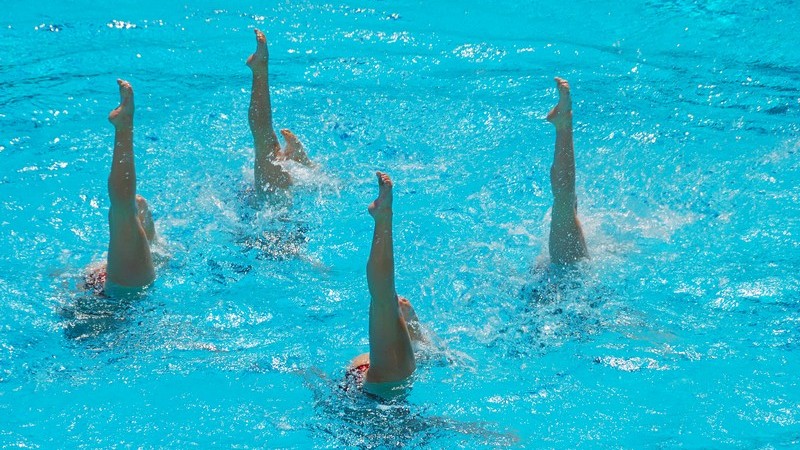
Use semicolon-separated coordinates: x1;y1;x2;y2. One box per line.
280;129;312;166
398;296;418;323
246;28;268;73
546;77;572;129
368;171;393;220
136;195;156;243
108;79;134;128
399;296;426;343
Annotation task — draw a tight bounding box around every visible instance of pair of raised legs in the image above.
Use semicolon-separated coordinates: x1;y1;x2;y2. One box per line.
350;78;588;395
101;29;312;294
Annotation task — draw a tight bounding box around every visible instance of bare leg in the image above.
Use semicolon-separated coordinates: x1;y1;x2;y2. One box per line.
364;172;416;383
105;79;155;290
246;29;291;198
546;77;588;264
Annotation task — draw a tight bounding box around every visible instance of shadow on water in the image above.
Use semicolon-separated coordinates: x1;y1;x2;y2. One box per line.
55;243;171;344
234;222;309;262
58;286;146;343
217;183;316;262
302;369;519;448
494;262;615;359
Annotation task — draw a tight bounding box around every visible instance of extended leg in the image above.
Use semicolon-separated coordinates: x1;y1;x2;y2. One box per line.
364;172;416;383
105;79;155;289
546;77;588;264
246;29;291;198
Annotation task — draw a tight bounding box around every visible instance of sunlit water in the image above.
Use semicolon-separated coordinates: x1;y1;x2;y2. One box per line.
2;0;799;447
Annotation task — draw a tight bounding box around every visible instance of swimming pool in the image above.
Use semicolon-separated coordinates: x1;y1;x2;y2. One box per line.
2;0;799;447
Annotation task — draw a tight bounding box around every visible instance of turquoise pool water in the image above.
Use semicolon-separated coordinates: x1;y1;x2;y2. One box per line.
2;0;799;447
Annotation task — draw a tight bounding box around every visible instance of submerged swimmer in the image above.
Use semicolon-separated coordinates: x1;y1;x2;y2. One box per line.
83;79;157;297
346;172;424;398
545;77;588;265
246;28;312;202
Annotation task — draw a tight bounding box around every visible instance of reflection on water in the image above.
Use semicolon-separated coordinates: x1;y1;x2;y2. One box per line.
304;369;519;448
59;289;140;342
235;223;309;261
488;262;613;358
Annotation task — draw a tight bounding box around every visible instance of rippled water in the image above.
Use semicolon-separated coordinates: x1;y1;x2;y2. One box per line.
2;0;799;447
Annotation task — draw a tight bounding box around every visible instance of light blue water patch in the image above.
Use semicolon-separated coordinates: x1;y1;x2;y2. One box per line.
2;0;799;447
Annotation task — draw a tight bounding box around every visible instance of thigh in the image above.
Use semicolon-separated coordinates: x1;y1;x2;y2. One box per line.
106;206;155;287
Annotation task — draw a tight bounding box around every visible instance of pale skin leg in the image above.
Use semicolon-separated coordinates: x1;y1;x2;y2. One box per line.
360;172;416;383
247;28;291;197
349;296;424;373
546;77;588;264
246;29;312;199
105;79;155;289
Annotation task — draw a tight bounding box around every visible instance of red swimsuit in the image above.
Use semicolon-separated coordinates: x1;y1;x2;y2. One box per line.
82;269;107;295
344;363;370;390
